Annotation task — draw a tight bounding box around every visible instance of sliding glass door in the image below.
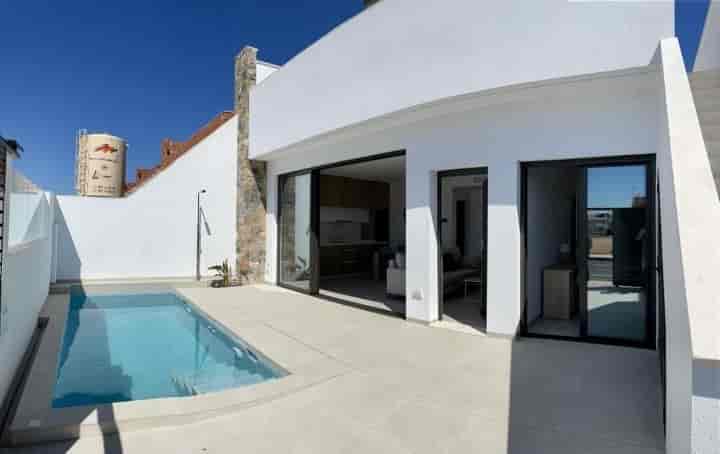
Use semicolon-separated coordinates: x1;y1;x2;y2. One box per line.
437;168;488;324
521;156;655;347
578;164;652;344
278;171;318;293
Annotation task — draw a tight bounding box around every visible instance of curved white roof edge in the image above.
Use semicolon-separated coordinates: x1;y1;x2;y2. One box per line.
253;63;660;162
250;0;675;159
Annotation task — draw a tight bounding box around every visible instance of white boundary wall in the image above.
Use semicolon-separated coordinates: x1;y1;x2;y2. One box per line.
0;157;54;406
694;0;720;72
54;115;238;281
656;38;720;454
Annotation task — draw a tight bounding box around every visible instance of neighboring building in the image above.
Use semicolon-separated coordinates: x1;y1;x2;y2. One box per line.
11;171;40;194
124;111;235;194
74;131;127;197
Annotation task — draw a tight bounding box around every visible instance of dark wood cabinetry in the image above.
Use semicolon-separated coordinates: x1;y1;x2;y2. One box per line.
319;175;345;207
319;175;388;209
319;244;378;276
368;181;389;209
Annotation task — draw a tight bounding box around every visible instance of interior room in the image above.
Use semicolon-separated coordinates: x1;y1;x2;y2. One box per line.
525;161;651;343
438;171;487;333
525;165;581;337
317;155;406;315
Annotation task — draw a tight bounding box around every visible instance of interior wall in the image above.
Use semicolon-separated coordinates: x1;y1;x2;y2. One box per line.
441;173;487;255
526;166;578;324
54;116;237;281
389;179;405;247
440;174;486;260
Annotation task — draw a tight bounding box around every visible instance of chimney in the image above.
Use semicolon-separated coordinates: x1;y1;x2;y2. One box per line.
234;46;267;284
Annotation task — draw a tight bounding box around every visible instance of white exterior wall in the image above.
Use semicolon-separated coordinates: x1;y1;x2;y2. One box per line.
656;38;720;454
251;0;673;158
0;157;54;406
54;116;238;281
256;61;280;85
264;69;663;335
694;1;720;72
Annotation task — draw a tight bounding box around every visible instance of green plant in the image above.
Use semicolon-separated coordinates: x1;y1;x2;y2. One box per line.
209;259;232;287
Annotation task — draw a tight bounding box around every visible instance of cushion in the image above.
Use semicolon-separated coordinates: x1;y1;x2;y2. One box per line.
395;252;406;269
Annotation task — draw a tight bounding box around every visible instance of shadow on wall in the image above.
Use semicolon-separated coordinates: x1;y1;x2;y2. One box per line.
7;193;45;246
53;208;81;281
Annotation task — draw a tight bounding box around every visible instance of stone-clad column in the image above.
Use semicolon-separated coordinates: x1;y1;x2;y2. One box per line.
235;46;267;283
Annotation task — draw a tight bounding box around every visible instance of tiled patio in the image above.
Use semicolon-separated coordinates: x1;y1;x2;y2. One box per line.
9;284;664;454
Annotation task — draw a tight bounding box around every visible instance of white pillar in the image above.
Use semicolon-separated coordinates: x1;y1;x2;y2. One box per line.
485;161;522;336
404;161;438;323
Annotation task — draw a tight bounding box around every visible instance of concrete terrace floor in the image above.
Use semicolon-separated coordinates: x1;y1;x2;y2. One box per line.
8;285;664;454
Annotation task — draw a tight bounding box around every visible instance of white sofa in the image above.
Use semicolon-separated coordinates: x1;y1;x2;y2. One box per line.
386;249;482;297
386;266;406;297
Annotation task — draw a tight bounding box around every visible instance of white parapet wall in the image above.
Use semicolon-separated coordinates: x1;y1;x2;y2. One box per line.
0;159;55;407
54;114;238;281
694;0;720;72
251;0;674;159
655;38;720;454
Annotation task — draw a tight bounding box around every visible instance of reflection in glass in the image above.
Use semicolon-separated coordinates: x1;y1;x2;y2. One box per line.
279;174;312;290
586;165;647;342
587;165;646;209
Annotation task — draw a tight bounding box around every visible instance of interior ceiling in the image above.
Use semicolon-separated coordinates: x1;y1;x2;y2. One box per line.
321;155;405;182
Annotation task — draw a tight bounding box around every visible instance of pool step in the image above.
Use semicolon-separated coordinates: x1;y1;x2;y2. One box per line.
171;375;199;396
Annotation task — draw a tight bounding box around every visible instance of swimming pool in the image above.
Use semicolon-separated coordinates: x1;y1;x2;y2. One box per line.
52;289;284;408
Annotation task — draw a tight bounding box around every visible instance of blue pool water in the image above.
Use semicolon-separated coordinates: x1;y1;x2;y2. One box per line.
52;289;284;408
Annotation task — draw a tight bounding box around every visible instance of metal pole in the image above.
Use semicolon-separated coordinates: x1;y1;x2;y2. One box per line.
196;190;205;281
196;192;200;281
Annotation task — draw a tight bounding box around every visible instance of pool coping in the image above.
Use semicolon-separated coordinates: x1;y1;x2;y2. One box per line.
4;286;351;446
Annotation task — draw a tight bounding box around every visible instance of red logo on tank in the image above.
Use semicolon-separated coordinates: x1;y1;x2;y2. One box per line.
95;144;118;154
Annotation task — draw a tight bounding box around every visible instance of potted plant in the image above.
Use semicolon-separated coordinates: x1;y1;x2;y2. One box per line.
208;259;232;288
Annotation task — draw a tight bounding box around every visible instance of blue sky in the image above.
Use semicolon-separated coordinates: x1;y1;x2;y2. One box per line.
1;1;362;194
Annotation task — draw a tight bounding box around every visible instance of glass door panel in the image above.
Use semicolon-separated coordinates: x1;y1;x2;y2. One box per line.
583;165;648;342
279;173;315;292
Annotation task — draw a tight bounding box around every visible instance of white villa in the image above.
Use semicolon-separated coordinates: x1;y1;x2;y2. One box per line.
0;1;718;453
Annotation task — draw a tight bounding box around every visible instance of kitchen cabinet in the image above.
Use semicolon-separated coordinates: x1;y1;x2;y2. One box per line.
368;181;389;209
319;175;345;207
319;175;389;210
319;244;380;276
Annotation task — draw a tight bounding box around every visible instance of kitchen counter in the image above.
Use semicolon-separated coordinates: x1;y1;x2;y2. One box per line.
319;242;389;276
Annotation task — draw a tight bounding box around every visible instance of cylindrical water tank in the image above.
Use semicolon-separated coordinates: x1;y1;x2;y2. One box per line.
77;133;126;197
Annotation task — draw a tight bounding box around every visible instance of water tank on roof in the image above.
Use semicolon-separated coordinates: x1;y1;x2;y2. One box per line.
75;131;127;197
